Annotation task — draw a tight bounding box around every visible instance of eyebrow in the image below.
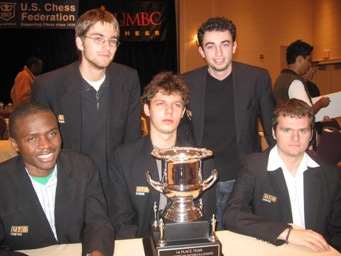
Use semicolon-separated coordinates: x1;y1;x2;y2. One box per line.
89;33;118;39
204;39;231;47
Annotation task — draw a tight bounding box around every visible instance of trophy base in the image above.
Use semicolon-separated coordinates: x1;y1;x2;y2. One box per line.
144;220;223;256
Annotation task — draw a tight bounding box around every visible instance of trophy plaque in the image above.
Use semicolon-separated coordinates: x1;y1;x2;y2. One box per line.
145;147;222;256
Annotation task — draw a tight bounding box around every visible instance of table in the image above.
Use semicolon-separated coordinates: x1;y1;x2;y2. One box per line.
17;230;341;256
0;140;17;163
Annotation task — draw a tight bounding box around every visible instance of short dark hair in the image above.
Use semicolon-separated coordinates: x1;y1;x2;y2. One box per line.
9;102;55;139
141;71;190;107
197;17;236;47
286;40;313;65
272;98;315;132
26;57;42;69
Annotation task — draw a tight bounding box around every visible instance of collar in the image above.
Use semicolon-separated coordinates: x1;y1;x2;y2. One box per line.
267;145;319;172
24;65;35;80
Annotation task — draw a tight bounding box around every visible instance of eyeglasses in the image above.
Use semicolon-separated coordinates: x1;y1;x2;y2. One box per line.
83;36;120;47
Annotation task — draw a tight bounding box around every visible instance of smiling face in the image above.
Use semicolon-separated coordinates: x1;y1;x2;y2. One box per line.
144;91;185;137
199;30;237;80
76;21;118;70
10;111;62;177
273;115;312;161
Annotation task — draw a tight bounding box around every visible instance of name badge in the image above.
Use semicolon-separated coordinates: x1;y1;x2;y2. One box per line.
10;226;29;236
58;114;65;123
136;186;149;195
262;193;277;203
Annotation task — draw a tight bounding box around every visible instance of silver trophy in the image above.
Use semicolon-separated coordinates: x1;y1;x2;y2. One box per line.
146;147;218;222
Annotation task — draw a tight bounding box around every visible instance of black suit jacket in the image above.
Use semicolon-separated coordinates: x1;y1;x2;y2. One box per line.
180;62;276;154
0;150;115;256
31;61;141;187
223;148;341;251
106;135;217;239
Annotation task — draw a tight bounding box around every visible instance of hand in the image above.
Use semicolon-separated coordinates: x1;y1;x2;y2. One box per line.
318;97;331;108
89;251;105;256
286;228;330;252
322;115;331;122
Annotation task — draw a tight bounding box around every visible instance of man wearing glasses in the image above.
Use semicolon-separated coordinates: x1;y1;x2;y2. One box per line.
31;8;141;191
273;40;330;115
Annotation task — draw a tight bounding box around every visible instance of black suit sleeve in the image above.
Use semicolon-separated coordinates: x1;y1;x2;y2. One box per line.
81;157;115;256
222;154;289;245
258;70;276;148
107;149;138;239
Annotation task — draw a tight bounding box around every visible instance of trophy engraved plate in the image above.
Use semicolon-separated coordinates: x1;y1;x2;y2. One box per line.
145;147;222;256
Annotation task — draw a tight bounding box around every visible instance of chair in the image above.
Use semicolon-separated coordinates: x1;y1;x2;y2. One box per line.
316;128;341;164
0;116;7;140
322;118;341;130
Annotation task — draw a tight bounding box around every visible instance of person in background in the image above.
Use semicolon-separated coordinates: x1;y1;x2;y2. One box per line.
0;102;114;256
11;57;43;109
107;72;216;239
223;99;341;253
301;61;325;137
301;61;320;98
178;17;276;229
31;8;141;190
273;40;330;115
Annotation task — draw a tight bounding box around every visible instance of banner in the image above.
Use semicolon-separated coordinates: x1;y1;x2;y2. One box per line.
0;1;168;41
0;0;78;29
109;1;168;42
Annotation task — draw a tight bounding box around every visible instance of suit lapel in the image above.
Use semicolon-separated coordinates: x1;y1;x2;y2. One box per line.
54;155;77;243
303;168;320;229
13;158;57;242
189;67;207;146
232;62;251;146
60;65;82;150
107;67;123;150
268;168;293;222
140;137;161;219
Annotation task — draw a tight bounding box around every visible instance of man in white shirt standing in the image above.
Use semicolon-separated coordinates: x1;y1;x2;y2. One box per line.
223;99;341;253
273;40;330;114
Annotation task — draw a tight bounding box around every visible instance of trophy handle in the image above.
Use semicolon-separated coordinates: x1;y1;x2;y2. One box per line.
201;169;218;191
146;171;164;193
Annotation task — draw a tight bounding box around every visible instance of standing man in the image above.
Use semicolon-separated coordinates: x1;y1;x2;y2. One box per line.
107;72;216;239
11;56;43;109
273;40;330;115
31;8;141;189
179;17;276;229
0;102;114;256
223;99;341;252
301;61;320;98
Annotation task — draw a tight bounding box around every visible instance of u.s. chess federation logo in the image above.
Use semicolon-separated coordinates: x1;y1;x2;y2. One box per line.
0;2;16;21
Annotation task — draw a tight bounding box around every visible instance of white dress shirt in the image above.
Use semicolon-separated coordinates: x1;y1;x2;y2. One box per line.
267;146;319;228
27;166;58;240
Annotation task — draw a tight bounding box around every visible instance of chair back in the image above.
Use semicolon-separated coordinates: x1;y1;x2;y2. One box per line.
316;128;341;164
0;116;7;140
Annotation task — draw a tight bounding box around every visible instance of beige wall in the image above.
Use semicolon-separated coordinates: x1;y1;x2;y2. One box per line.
178;0;341;94
313;0;341;62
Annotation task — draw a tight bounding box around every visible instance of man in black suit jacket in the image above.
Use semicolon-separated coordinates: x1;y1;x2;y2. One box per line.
179;17;276;229
31;8;141;190
107;72;216;239
223;99;341;252
0;102;114;256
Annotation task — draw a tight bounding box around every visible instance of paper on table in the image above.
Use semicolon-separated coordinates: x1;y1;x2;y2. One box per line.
312;91;341;122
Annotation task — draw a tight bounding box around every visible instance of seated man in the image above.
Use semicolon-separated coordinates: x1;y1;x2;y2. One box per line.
0;102;114;256
223;99;341;252
107;71;216;239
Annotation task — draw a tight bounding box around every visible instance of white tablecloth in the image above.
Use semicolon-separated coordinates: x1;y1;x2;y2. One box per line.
17;230;341;256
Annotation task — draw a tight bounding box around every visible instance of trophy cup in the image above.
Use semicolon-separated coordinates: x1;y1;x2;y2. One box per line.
145;147;222;256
